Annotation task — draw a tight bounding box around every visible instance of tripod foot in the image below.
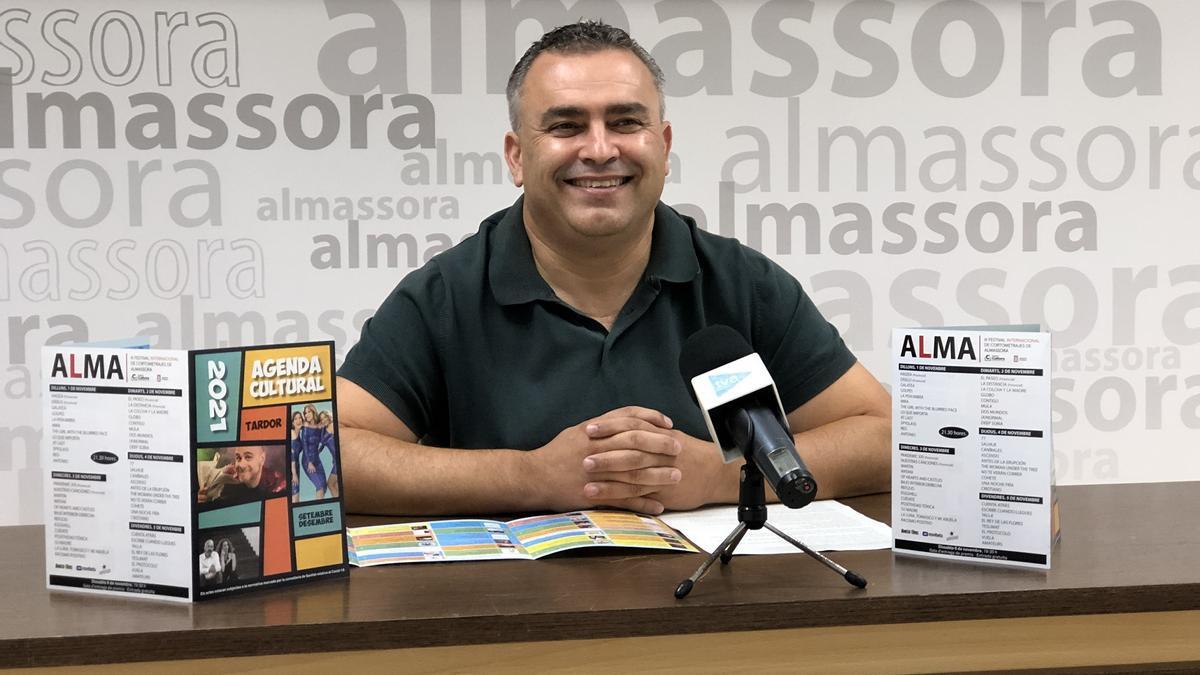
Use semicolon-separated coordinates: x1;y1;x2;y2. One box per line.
720;524;749;565
845;571;867;588
674;579;694;599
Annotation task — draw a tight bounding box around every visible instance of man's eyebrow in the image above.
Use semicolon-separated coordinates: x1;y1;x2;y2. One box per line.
606;102;650;117
538;102;652;125
540;106;586;124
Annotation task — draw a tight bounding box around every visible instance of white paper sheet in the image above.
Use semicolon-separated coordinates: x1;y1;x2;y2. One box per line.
660;500;891;555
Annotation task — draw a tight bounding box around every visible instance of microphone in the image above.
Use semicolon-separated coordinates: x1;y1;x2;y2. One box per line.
679;325;817;509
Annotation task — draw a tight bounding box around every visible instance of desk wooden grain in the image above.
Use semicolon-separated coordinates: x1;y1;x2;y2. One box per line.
20;612;1200;674
3;483;1199;671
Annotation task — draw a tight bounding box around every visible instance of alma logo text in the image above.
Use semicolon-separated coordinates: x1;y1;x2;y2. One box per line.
50;353;124;380
900;335;977;361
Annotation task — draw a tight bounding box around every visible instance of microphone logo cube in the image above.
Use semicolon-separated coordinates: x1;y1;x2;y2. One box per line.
709;372;751;397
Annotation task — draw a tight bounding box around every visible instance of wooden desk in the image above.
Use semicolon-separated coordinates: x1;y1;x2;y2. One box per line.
3;483;1200;673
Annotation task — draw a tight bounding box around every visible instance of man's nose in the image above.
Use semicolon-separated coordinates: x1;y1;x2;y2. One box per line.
579;121;618;164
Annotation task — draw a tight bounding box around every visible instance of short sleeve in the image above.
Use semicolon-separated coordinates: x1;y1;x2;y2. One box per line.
750;255;857;413
336;263;446;439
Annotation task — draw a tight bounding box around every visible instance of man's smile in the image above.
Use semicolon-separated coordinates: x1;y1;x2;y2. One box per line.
563;175;635;191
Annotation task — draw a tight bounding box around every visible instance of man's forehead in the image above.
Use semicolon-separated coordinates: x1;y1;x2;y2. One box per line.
524;49;655;99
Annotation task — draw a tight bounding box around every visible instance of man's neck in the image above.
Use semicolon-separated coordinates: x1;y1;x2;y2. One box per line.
525;218;654;331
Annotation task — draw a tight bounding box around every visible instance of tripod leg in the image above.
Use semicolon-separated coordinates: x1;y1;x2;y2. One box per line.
675;522;748;599
720;526;750;565
763;522;867;588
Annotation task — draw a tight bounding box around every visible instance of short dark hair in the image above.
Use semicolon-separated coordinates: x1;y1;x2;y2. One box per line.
505;21;665;130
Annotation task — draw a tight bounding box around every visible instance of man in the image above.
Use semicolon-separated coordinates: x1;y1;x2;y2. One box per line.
198;539;221;587
337;22;890;516
199;445;286;503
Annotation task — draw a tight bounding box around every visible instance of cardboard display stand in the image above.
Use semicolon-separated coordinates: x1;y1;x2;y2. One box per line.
42;340;347;601
891;326;1059;569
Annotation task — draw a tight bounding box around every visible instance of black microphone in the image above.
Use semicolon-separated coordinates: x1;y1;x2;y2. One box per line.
679;325;817;509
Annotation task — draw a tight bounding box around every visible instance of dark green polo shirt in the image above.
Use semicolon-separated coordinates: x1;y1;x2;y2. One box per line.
338;197;856;450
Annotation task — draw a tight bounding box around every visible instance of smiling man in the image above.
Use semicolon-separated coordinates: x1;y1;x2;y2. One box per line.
204;445;287;503
336;22;891;516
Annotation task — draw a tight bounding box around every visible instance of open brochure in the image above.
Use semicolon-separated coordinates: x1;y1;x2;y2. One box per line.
348;510;698;565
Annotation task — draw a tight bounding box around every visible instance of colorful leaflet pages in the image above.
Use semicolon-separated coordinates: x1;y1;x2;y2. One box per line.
348;511;697;565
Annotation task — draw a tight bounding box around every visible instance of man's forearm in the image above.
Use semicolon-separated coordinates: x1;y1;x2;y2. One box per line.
793;413;891;499
340;426;541;515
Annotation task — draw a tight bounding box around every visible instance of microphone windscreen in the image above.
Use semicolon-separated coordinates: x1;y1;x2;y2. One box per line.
678;325;754;388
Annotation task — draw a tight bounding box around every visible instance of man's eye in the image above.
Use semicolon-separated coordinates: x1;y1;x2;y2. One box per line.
549;122;581;134
612;118;645;130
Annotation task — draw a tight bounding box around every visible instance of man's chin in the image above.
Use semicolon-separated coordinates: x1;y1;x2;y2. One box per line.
570;222;628;239
564;209;641;238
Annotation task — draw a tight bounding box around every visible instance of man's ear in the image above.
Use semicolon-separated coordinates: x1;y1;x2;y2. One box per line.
504;131;524;187
661;121;673;174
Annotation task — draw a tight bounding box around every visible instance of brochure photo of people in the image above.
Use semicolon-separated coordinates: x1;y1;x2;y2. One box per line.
197;526;262;590
196;445;288;505
289;402;340;503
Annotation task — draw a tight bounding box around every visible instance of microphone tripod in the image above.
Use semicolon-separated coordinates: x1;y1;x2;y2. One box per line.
674;462;868;598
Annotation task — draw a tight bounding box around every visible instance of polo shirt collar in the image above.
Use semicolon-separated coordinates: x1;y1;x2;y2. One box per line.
645;201;700;285
489;197;700;307
489;197;555;305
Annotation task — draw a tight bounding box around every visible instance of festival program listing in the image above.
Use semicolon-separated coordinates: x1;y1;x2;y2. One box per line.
891;328;1054;568
47;384;114;565
43;347;193;594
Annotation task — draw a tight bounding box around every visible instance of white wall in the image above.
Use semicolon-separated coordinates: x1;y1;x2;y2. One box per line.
2;0;1195;525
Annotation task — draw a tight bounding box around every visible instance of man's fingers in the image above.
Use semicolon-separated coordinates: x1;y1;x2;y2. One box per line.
589;496;666;516
583;480;658;502
590;430;682;457
582;448;678;472
585;416;673;439
586;467;682;486
595;406;673;430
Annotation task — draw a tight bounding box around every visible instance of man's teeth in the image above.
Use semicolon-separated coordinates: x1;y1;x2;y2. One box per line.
571;177;625;188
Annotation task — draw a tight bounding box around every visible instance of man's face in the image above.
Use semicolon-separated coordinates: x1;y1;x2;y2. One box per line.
204;540;214;554
234;446;266;487
504;49;672;243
